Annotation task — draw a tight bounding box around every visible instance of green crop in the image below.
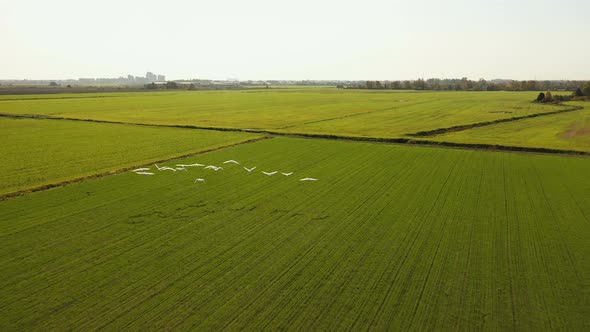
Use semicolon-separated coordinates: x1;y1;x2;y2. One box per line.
0;117;260;195
1;138;589;330
1;87;589;330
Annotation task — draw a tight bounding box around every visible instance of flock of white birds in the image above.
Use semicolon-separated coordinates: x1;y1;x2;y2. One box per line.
131;159;318;183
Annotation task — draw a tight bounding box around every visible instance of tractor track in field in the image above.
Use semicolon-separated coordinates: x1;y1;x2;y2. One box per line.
0;136;270;201
2;107;589;158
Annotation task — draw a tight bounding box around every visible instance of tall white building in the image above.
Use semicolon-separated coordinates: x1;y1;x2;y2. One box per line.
146;72;157;82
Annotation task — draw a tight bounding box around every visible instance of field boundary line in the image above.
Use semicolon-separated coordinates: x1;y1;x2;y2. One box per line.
2;108;589;157
405;104;584;137
0;136;271;201
0;88;178;98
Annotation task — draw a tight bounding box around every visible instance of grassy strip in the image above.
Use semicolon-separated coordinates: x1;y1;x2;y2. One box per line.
0;136;270;201
0;95;136;102
406;139;590;156
407;104;583;137
0;87;151;96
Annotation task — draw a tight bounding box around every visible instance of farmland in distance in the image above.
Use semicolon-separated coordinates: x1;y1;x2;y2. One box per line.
0;90;566;138
1;138;589;330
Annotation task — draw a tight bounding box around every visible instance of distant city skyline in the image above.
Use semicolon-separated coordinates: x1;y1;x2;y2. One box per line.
1;0;589;81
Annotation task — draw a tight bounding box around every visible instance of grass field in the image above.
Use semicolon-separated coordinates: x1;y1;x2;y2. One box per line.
428;102;590;152
280;91;568;137
1;88;589;330
1;138;589;330
0;90;566;137
0;117;260;195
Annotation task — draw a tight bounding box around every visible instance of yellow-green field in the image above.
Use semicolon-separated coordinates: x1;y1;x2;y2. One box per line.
0;90;566;137
429;102;590;152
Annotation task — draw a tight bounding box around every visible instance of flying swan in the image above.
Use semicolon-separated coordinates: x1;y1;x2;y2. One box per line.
299;177;318;181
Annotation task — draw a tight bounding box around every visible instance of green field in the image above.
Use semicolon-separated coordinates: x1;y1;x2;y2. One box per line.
1;88;590;330
0;90;565;137
0;117;259;195
429;103;590;152
1;138;589;330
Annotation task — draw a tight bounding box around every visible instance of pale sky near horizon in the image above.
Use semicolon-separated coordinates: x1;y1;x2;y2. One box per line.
1;0;589;81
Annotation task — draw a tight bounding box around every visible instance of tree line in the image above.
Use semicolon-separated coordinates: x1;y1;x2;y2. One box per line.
536;82;590;103
348;78;589;92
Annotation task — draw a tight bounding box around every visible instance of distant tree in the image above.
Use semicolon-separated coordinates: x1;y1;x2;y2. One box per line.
573;88;584;97
536;92;545;102
49;81;58;86
375;81;383;89
461;77;469;91
544;91;553;102
66;84;72;88
474;79;487;91
415;79;426;90
582;82;590;96
188;83;196;90
166;81;178;89
526;80;537;91
146;82;157;90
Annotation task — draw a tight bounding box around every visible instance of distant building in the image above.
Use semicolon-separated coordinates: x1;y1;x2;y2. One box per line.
146;72;157;82
78;78;96;84
127;75;135;82
157;74;165;81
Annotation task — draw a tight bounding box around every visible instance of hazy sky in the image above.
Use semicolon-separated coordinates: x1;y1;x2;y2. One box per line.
1;0;589;80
